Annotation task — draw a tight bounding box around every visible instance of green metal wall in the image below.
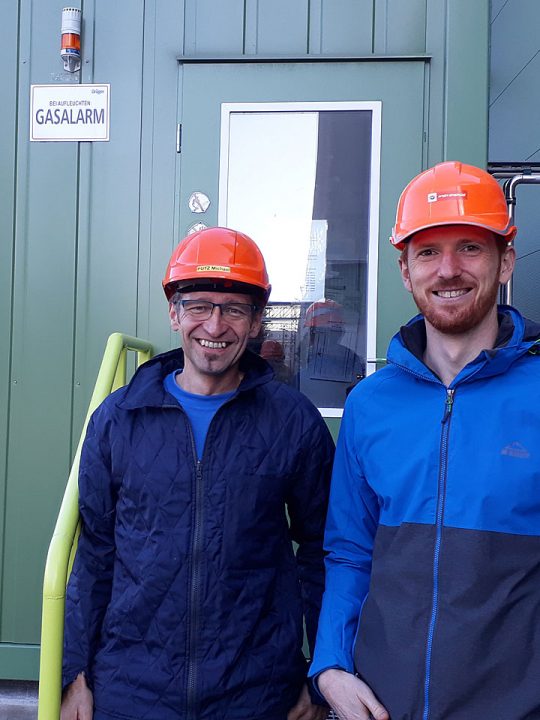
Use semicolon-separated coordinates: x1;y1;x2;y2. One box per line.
0;0;489;679
489;0;540;321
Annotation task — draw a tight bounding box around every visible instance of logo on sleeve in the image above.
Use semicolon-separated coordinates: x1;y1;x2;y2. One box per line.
501;441;530;459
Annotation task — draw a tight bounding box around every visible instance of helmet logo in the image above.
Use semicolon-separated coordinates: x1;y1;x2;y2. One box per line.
196;265;231;273
427;191;467;203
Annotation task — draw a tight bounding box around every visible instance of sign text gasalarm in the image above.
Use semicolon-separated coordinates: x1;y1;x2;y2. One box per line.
30;84;110;142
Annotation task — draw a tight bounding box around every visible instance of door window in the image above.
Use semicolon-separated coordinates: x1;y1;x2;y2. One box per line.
219;102;381;412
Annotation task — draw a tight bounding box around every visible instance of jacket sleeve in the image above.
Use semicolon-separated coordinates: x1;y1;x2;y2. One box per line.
286;411;335;658
62;404;119;690
308;397;380;679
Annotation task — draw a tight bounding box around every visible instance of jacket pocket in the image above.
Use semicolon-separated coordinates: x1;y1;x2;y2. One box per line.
223;472;290;569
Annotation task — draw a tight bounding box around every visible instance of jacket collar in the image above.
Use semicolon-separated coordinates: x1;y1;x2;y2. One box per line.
388;305;540;387
116;347;275;410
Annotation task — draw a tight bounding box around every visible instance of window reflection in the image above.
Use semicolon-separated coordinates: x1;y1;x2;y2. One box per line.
223;107;376;409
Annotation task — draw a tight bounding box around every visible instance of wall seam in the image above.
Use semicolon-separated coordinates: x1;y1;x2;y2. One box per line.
0;0;24;633
489;49;540;107
136;0;148;339
491;0;511;23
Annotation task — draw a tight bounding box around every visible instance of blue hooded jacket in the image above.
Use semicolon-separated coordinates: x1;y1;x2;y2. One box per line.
311;306;540;719
63;348;334;720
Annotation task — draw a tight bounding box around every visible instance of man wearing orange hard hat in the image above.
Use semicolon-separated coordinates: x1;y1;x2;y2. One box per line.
61;227;333;720
310;161;540;719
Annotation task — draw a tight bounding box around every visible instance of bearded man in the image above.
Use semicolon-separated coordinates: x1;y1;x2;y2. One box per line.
309;161;540;720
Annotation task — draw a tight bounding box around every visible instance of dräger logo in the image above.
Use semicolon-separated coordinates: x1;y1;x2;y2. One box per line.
501;441;530;459
197;265;231;273
427;192;467;203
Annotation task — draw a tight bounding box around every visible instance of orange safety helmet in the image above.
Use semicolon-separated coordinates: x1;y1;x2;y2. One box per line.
163;227;271;303
260;339;285;362
304;299;344;329
390;161;516;250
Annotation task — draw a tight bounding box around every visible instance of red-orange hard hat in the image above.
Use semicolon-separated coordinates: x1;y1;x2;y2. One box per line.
304;299;344;329
260;339;285;361
390;161;516;250
163;227;271;302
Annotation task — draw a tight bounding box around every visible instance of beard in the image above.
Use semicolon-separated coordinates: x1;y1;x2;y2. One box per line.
411;273;501;335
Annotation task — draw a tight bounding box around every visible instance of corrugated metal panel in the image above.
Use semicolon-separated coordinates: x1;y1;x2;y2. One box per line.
70;0;145;442
136;0;184;363
424;0;446;167
445;0;489;164
184;0;244;55
310;0;373;55
374;0;427;54
489;0;540;161
2;0;80;643
490;53;540;161
0;0;19;648
424;0;489;169
245;0;309;54
183;0;427;58
490;0;540;104
490;0;509;19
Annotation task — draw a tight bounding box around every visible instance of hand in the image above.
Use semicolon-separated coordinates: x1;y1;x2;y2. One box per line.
61;672;93;720
317;668;389;720
287;683;328;720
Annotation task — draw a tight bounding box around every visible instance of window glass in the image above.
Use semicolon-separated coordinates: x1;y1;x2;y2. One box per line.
220;104;380;411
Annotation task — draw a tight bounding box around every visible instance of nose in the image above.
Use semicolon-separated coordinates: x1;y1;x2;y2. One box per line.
202;305;228;335
437;249;462;279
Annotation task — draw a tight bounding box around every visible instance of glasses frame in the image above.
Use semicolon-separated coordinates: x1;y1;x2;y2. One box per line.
175;298;260;322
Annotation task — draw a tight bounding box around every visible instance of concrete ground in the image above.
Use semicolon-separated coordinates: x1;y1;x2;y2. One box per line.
0;681;38;720
0;682;338;719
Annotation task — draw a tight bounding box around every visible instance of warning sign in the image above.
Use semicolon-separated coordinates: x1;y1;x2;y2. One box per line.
30;84;110;142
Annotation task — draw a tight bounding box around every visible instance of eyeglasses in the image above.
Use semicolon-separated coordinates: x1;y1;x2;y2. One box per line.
176;299;258;321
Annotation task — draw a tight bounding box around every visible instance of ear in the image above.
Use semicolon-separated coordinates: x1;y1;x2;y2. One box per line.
169;302;180;332
399;252;413;293
248;312;263;339
499;245;516;285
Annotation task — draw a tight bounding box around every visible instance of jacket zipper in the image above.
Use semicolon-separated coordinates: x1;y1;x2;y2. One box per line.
182;397;239;719
422;388;454;720
186;452;203;720
390;355;492;718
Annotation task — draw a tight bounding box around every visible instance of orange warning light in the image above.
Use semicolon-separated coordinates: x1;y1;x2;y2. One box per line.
61;8;81;73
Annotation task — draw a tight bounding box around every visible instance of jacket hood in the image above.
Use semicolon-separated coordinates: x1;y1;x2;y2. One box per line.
388;305;540;387
115;347;275;410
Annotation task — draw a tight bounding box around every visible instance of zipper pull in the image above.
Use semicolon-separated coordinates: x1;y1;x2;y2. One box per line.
442;389;454;423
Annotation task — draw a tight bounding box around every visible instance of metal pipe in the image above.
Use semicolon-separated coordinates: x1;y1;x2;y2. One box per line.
506;173;540;212
496;173;540;305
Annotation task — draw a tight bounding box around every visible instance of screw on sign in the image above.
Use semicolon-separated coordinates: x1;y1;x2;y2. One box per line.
188;192;211;214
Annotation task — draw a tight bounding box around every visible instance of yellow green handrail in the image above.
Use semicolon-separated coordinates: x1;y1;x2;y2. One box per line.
38;333;154;720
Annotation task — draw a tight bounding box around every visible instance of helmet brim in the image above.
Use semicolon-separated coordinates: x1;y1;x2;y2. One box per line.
391;218;517;250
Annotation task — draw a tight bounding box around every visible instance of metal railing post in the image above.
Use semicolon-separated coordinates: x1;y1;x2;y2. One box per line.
38;333;153;720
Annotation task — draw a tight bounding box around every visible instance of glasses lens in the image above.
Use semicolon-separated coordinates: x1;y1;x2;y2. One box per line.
222;303;253;319
181;300;213;319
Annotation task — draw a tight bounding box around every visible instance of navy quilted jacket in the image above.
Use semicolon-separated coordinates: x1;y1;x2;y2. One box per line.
63;348;334;720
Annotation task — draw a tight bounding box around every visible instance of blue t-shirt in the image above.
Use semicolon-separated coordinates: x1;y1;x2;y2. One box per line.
164;371;236;460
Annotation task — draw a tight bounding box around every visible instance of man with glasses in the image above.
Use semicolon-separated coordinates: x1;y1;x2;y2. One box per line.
61;227;334;720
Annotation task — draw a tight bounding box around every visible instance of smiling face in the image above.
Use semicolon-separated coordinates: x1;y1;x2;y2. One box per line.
169;290;263;394
399;225;515;335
